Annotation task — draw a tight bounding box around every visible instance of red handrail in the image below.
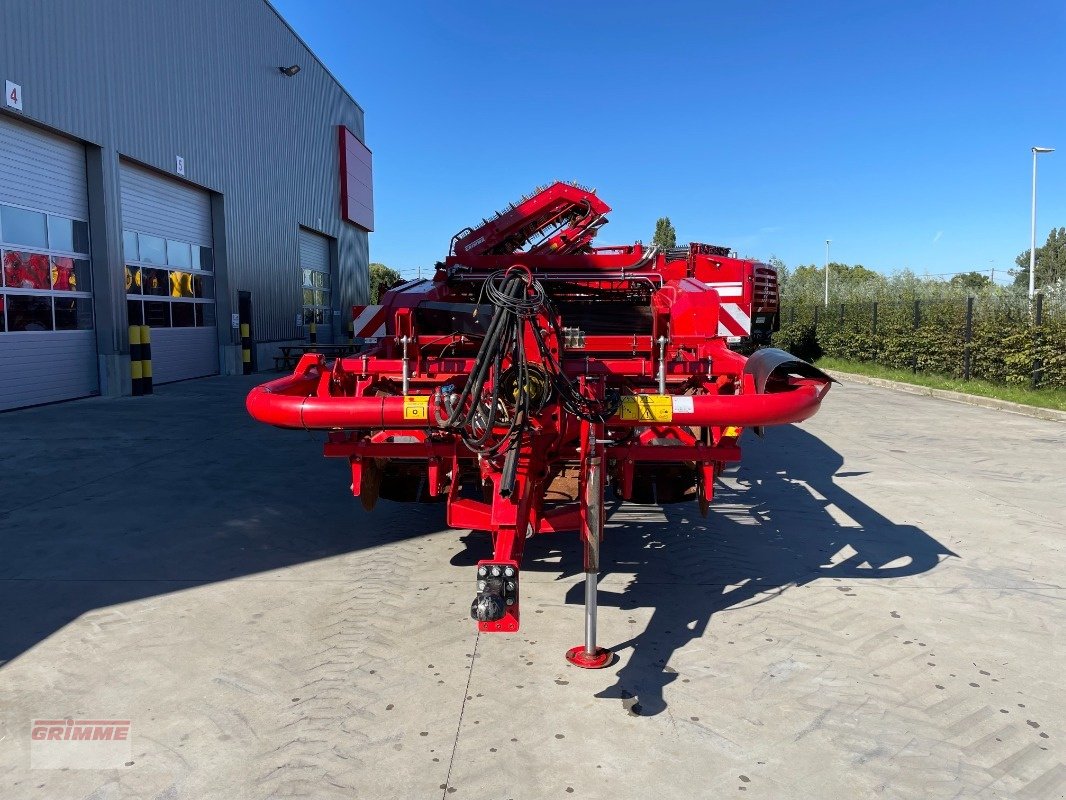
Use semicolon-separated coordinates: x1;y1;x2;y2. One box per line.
247;378;829;431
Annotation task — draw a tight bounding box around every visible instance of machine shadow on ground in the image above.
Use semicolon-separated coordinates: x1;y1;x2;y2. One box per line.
0;472;450;667
466;423;956;717
2;395;952;706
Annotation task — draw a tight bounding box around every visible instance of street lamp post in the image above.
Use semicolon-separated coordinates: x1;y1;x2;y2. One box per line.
1030;146;1054;300
824;239;831;307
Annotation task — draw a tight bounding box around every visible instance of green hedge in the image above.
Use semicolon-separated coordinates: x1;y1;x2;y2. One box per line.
774;300;1066;389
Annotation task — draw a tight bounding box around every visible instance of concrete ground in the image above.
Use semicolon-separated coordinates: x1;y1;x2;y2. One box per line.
0;375;1063;800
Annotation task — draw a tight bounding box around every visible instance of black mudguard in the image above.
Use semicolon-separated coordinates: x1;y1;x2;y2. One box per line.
743;349;835;437
742;348;835;394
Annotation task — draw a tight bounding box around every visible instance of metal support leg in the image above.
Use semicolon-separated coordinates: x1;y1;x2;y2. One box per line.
400;335;410;395
567;564;611;666
567;422;612;669
583;571;599;655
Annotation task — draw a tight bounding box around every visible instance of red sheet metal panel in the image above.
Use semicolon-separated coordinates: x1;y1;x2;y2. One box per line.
338;126;373;231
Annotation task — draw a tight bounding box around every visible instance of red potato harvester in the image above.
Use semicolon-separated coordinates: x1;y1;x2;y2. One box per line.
247;182;833;668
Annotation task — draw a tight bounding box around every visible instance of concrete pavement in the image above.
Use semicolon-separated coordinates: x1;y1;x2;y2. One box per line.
0;375;1063;799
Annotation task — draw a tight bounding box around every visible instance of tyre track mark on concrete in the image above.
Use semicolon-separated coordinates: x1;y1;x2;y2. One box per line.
828;418;1063;529
253;540;449;799
771;596;1065;798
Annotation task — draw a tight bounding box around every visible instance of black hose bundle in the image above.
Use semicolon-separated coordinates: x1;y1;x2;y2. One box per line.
529;314;621;424
434;267;621;468
434;269;532;460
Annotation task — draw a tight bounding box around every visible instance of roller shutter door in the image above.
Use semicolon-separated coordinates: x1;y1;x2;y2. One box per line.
0;116;97;411
299;228;334;343
120;162;218;383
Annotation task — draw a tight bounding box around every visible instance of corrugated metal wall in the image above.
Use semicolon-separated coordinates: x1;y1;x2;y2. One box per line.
0;0;368;346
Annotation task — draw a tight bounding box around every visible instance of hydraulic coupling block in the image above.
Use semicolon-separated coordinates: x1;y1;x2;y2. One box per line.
471;562;519;629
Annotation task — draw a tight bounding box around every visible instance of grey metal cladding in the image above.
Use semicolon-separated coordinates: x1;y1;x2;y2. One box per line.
0;115;88;220
120;162;213;246
0;0;369;344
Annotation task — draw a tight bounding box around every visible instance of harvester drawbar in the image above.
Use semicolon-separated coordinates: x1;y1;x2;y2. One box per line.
247;181;833;668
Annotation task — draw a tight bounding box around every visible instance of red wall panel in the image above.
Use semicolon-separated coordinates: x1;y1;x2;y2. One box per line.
338;126;374;231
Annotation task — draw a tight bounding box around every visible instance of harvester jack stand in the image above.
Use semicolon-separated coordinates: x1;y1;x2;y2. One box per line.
567;426;612;669
566;571;611;668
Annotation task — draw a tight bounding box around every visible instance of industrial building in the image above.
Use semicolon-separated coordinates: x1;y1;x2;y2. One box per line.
0;0;372;411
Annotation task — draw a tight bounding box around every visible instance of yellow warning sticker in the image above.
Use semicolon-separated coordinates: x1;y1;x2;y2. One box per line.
403;395;429;420
618;395;673;423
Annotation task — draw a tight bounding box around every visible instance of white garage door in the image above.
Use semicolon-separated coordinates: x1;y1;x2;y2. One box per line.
299;228;333;343
0;115;97;412
120;162;218;383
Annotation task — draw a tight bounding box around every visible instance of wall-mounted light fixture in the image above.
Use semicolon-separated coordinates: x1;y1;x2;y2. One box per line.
278;65;301;77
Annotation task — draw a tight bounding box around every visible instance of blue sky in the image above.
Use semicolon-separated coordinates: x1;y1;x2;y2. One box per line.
275;0;1066;283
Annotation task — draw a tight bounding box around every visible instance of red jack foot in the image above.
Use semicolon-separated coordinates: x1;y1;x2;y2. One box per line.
565;645;613;669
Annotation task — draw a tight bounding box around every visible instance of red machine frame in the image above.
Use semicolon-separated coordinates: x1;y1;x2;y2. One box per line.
247;182;832;668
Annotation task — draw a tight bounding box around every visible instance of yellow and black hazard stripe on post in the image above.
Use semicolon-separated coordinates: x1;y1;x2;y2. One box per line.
140;325;153;395
129;324;143;396
309;321;318;345
240;323;252;375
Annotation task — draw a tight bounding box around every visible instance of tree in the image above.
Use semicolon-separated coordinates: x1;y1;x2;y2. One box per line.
949;271;992;292
369;262;401;303
779;262;887;304
833;263;884;292
652;217;677;249
1013;226;1066;290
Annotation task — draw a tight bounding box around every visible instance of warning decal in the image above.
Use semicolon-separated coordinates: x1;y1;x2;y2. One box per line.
671;395;695;414
403;396;429;420
618;395;673;423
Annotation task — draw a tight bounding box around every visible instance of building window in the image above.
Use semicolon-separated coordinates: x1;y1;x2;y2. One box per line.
302;267;330;325
124;230;214;328
0;204;93;334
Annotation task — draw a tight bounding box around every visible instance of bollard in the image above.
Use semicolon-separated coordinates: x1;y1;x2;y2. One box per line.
129;325;143;396
309;321;317;346
140;325;153;395
241;322;252;375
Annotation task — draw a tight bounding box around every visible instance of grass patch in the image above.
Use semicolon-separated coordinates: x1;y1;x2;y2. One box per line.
815;357;1066;412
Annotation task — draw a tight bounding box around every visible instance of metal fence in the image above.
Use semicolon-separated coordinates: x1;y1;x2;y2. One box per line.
776;293;1066;389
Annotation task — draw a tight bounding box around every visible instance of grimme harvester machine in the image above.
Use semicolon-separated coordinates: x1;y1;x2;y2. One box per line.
247;182;832;668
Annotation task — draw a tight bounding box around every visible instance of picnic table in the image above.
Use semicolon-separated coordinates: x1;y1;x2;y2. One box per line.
274;343;358;371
